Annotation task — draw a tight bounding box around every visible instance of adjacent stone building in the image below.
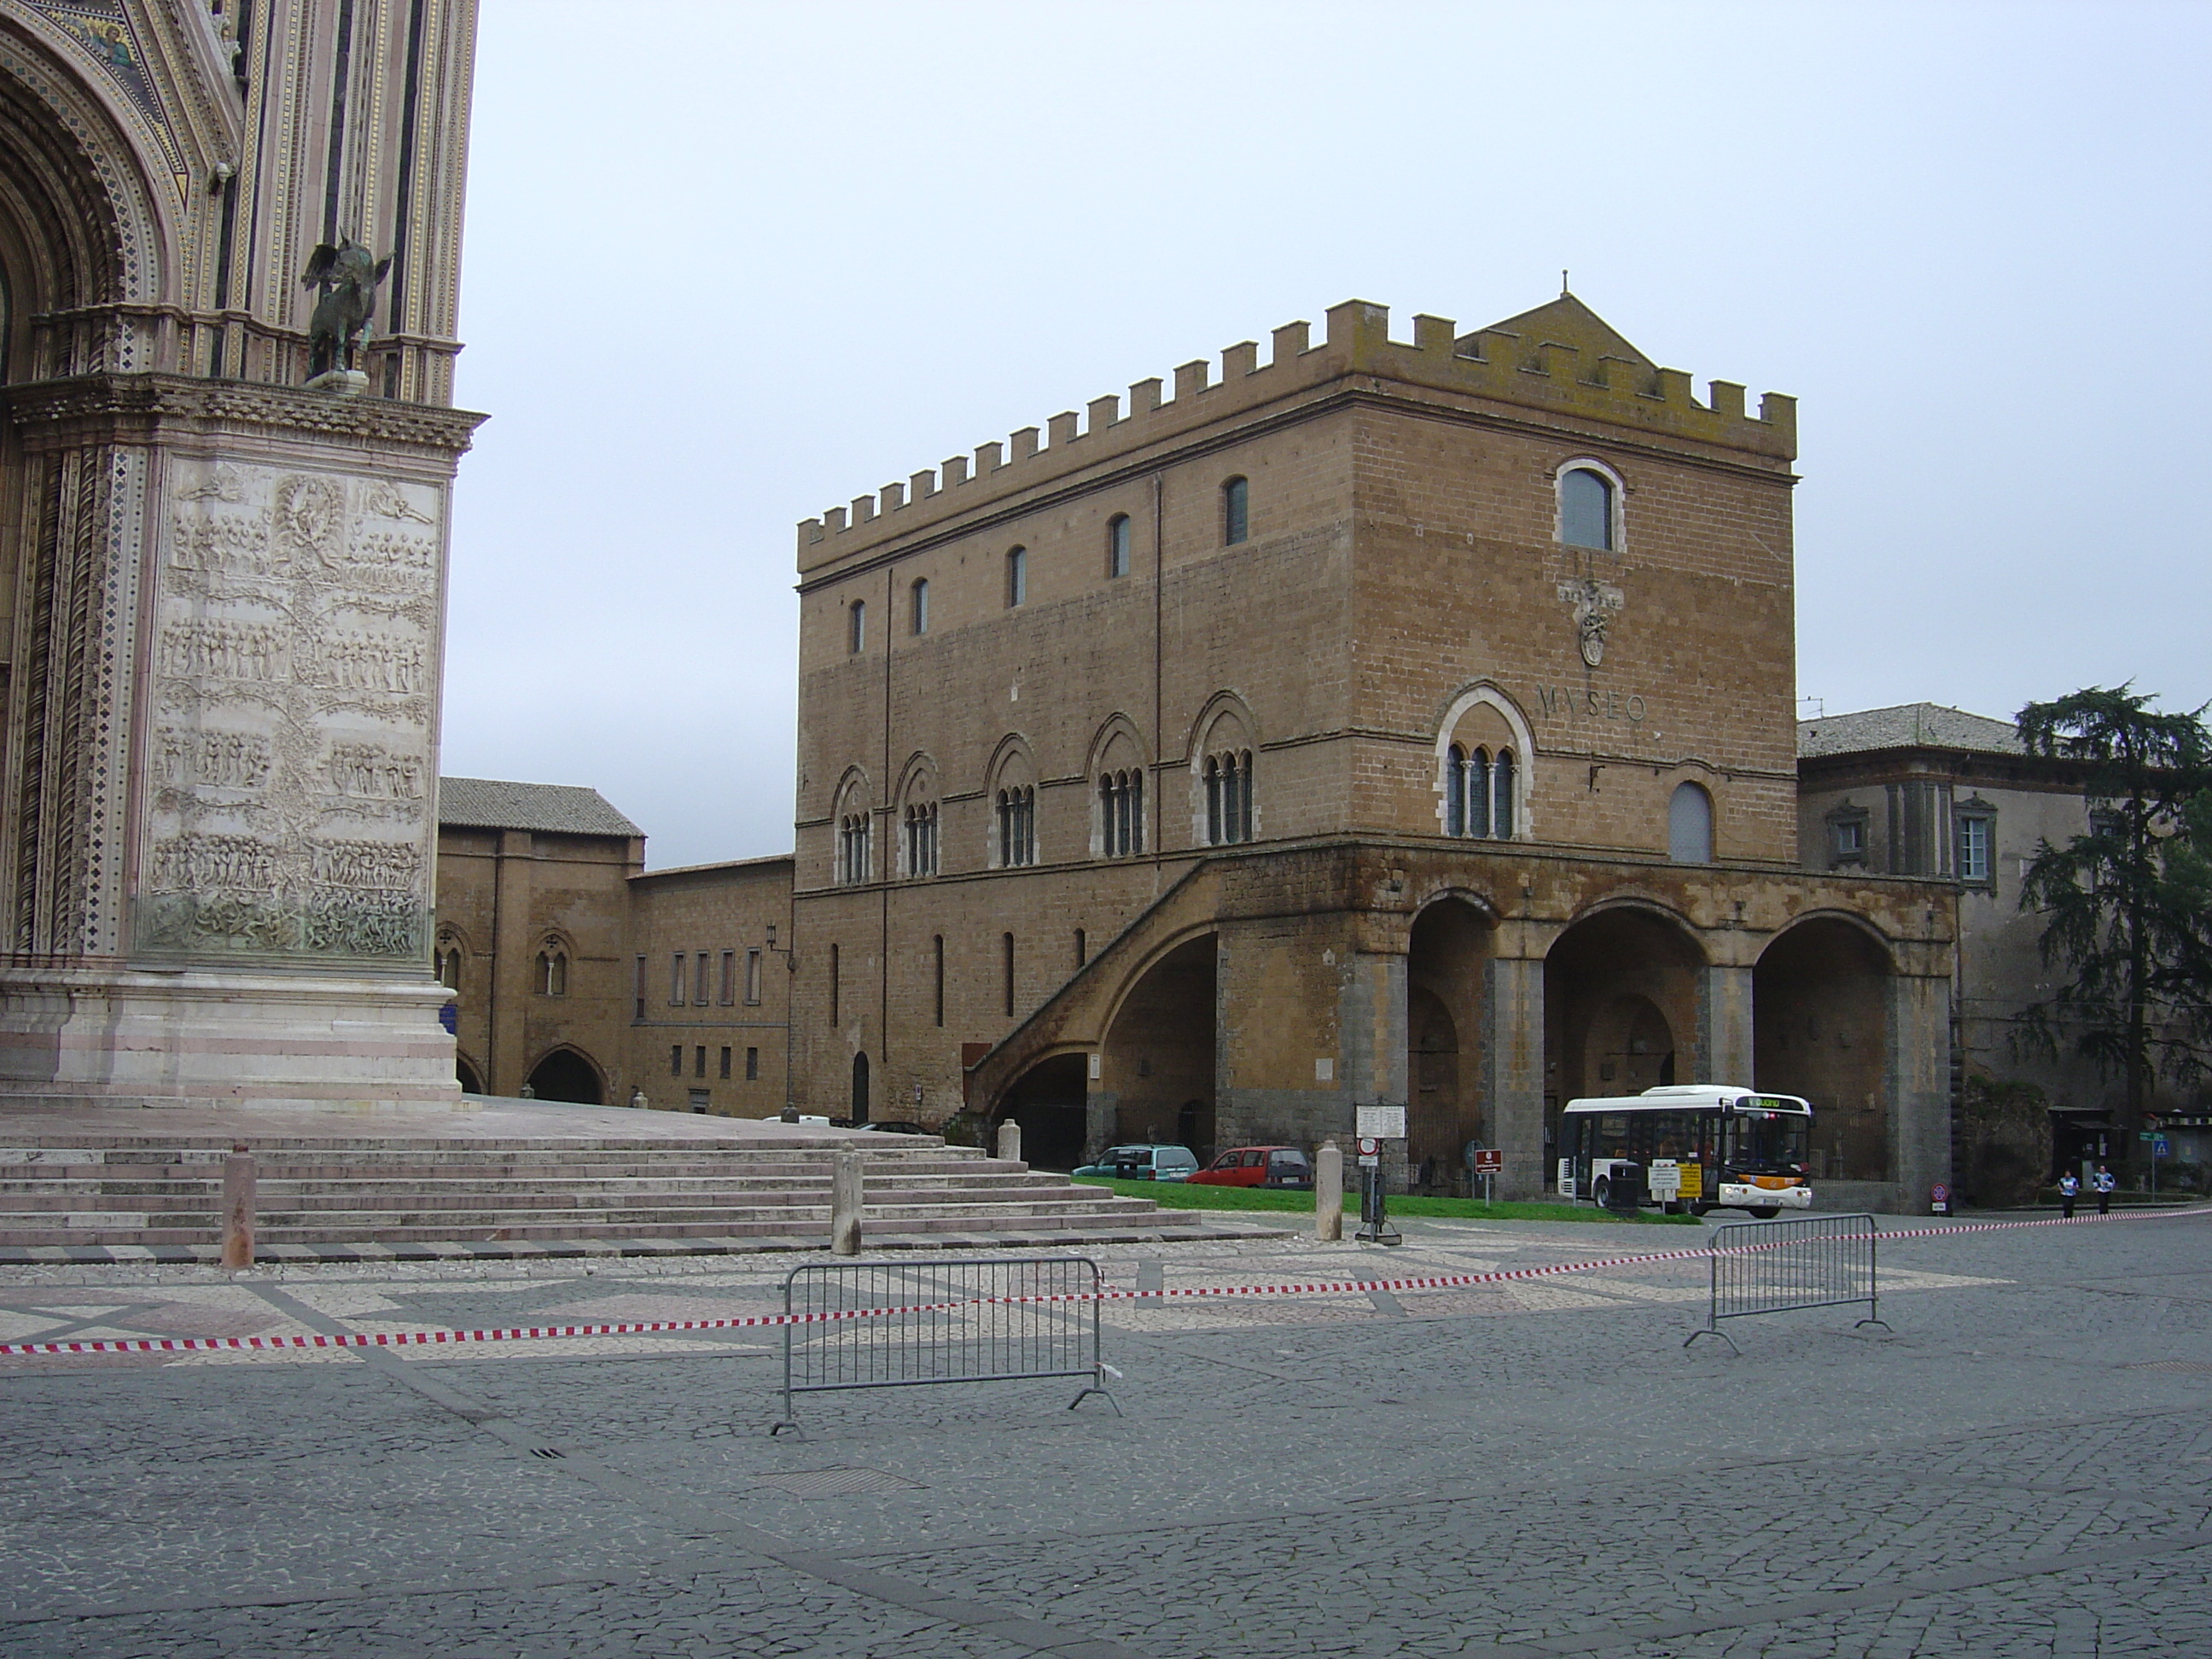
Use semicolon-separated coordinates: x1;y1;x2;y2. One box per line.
1798;702;2208;1184
0;1;482;1109
433;778;790;1117
788;293;1959;1210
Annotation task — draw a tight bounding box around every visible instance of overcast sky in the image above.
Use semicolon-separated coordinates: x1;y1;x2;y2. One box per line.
442;0;2212;870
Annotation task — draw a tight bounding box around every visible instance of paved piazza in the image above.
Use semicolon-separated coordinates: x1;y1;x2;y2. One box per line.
2;1209;2209;1657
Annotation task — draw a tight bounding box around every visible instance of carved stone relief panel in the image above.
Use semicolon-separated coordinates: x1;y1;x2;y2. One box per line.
138;457;443;964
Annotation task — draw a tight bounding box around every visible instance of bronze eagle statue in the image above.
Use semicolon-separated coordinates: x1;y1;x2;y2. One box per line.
300;236;392;381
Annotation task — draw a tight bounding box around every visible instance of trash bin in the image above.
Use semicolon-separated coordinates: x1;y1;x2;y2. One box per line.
1605;1162;1644;1212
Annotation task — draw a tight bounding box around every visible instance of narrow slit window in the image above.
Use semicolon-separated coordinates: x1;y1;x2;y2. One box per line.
1107;514;1132;578
910;577;929;635
1222;476;1249;545
1005;545;1027;608
847;597;866;654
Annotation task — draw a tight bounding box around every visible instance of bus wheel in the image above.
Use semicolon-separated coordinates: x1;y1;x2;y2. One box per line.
1748;1205;1780;1220
1592;1177;1611;1208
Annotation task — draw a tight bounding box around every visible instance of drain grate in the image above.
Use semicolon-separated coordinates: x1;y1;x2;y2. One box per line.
529;1447;567;1459
2125;1361;2212;1375
754;1467;921;1498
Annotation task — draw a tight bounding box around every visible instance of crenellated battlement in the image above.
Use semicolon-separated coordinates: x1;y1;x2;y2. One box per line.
796;294;1795;571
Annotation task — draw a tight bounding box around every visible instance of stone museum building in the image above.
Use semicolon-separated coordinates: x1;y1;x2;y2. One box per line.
432;777;791;1117
787;292;1960;1210
0;0;482;1109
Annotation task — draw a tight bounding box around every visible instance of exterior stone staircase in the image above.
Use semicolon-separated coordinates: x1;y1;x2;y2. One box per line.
0;1126;1253;1260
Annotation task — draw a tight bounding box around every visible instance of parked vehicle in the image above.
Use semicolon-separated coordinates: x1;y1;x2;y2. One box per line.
1558;1086;1813;1217
1072;1144;1200;1181
1188;1145;1314;1190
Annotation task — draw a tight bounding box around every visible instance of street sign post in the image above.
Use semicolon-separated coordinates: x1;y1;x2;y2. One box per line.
1930;1182;1952;1217
1464;1144;1503;1205
1647;1159;1682;1204
1353;1109;1402;1246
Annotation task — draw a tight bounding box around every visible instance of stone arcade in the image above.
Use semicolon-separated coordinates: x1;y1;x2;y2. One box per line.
790;294;1959;1212
0;1;481;1109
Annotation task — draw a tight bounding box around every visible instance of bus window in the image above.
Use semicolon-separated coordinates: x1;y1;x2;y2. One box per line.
1727;1111;1809;1173
1594;1115;1630;1158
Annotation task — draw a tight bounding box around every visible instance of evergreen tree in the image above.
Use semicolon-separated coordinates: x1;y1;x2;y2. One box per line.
2015;687;2212;1148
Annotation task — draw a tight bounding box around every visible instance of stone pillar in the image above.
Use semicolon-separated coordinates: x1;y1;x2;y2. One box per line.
1889;971;1953;1213
997;1118;1022;1164
830;1149;865;1255
1315;1139;1343;1241
221;1148;256;1270
1484;957;1545;1200
1703;963;1756;1088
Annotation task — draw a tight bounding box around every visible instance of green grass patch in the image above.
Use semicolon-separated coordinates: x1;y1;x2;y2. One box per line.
1069;1175;1700;1225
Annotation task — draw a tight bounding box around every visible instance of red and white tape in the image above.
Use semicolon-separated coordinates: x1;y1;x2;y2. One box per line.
2;1204;2200;1359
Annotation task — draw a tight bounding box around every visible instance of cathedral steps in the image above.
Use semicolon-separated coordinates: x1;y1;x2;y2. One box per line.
0;1128;1249;1253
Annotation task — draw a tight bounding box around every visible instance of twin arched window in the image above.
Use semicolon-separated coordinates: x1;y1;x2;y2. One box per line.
1560;465;1616;551
997;785;1036;866
1099;769;1144;858
1446;745;1515;840
1204;749;1254;845
435;943;463;991
837;810;872;884
534;943;568;997
904;799;939;877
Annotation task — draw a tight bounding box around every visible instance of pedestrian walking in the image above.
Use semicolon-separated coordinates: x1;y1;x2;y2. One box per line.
2093;1164;2116;1216
2058;1169;2080;1220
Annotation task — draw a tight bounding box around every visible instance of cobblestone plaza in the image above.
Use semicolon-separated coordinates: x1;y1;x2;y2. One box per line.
3;1210;2208;1657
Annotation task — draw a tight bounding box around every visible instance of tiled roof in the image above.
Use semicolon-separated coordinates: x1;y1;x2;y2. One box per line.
1797;703;2022;760
436;777;643;836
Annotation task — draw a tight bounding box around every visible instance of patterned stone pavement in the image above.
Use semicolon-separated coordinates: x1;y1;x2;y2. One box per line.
2;1211;2208;1656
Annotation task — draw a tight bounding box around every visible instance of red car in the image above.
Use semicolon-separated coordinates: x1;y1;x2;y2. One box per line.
1188;1145;1313;1190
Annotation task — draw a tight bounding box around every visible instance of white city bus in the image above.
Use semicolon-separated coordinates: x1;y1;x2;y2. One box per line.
1559;1085;1814;1217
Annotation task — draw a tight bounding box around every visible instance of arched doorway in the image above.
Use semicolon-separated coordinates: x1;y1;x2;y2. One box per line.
1755;919;1892;1181
1406;896;1496;1192
525;1047;603;1105
456;1057;484;1095
997;1053;1089;1170
1101;934;1217;1162
851;1051;870;1124
1545;907;1705;1158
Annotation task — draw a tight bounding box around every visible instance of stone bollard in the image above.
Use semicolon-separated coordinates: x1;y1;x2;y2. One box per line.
1315;1139;1343;1242
997;1118;1022;1165
830;1149;864;1256
222;1144;257;1270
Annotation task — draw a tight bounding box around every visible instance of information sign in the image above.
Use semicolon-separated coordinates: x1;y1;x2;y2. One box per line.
1468;1147;1504;1176
1646;1158;1681;1200
1355;1103;1407;1140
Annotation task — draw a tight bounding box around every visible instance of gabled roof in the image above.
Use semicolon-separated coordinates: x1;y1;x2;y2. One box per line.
437;777;643;837
1797;703;2023;760
1469;291;1652;367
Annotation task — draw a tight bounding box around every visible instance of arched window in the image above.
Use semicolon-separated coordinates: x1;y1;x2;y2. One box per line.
1560;467;1615;551
1204;749;1254;845
851;1051;870;1124
1491;748;1516;839
904;798;939;877
435;942;462;990
1668;781;1714;864
1098;768;1144;859
535;945;568;997
838;809;872;884
1107;514;1132;578
1446;745;1467;837
847;597;866;655
1005;545;1027;608
996;784;1036;867
1221;476;1249;545
909;577;929;635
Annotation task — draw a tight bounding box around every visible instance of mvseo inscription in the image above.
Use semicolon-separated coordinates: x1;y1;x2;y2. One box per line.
1535;684;1648;725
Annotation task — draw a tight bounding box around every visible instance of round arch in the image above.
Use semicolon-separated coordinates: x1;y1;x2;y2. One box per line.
1098;931;1218;1165
1406;893;1500;1193
1544;903;1708;1153
524;1045;604;1106
455;1053;485;1096
1755;915;1894;1183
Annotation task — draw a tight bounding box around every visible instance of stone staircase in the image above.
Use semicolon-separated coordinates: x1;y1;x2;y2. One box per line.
0;1127;1252;1259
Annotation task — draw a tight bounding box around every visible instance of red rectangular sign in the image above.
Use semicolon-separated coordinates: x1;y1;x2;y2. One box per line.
1470;1148;1504;1175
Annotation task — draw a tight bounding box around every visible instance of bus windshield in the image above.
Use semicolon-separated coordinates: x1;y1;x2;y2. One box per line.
1726;1110;1808;1174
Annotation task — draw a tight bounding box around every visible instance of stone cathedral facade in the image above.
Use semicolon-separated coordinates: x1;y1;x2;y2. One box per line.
790;294;1959;1212
0;1;480;1109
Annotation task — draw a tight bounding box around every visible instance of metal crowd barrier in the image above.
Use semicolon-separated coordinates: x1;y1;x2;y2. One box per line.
1685;1212;1890;1353
771;1255;1117;1435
